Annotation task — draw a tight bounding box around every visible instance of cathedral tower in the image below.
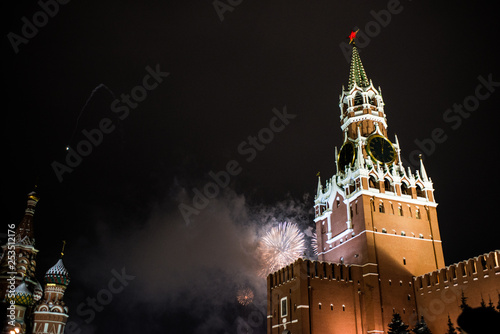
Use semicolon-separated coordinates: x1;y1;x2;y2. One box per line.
1;192;72;334
32;256;70;334
0;191;43;334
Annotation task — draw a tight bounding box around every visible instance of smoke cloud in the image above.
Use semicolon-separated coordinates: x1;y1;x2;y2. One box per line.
67;185;314;333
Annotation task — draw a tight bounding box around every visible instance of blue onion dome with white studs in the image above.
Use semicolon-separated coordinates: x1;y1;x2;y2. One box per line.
45;258;70;286
5;281;33;307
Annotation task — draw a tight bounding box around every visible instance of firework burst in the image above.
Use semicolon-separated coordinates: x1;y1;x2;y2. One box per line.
311;231;319;256
258;222;306;277
236;287;254;306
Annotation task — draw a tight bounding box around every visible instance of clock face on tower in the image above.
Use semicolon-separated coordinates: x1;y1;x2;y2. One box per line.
338;141;355;171
366;134;396;164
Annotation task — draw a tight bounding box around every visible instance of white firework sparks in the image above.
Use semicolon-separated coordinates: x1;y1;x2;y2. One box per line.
311;231;319;256
258;222;306;277
236;287;254;306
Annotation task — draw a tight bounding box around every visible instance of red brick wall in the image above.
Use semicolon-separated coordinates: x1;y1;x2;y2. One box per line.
414;250;500;333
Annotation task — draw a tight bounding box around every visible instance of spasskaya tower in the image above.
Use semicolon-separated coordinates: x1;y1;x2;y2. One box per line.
314;30;445;277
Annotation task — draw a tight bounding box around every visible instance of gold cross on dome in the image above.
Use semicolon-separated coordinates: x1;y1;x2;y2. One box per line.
61;240;66;258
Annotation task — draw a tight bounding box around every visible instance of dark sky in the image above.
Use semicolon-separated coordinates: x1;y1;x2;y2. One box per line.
3;1;499;333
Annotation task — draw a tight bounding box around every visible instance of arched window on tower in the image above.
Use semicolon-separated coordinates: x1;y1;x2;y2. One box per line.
384;179;394;192
369;176;379;190
354;92;363;106
368;95;377;106
379;203;385;213
401;182;410;195
416;184;425;198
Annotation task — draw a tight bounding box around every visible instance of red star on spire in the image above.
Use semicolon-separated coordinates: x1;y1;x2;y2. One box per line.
348;29;359;44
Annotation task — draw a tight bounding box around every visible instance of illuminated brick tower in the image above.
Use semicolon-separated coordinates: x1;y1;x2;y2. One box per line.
266;32;500;334
315;34;445;272
312;31;444;333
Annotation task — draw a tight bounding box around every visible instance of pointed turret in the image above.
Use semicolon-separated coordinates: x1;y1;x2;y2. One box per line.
15;190;39;246
356;126;365;169
395;134;404;171
348;45;370;90
0;190;40;281
339;32;387;141
316;174;322;198
419;154;429;182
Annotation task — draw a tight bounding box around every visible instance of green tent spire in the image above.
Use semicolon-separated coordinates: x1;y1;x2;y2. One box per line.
348;45;370;90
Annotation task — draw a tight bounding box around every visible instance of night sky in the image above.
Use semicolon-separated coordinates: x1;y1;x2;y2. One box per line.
3;1;500;333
